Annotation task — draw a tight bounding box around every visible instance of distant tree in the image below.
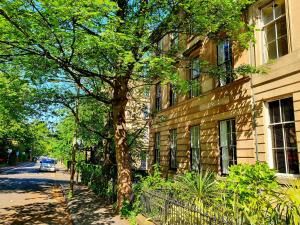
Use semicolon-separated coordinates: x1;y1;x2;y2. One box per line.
0;0;256;209
0;71;35;141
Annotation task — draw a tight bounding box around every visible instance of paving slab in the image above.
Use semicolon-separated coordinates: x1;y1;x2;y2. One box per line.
61;184;130;225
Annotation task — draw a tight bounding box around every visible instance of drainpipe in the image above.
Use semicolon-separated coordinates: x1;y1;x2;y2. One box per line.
249;5;259;162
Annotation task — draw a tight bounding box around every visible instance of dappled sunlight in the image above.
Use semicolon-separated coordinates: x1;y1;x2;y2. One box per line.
0;186;71;225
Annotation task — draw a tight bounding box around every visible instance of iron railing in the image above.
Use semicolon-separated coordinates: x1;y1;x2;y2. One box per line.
140;190;233;225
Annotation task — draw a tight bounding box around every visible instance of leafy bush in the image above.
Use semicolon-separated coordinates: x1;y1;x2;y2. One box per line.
76;161;117;201
219;162;300;225
130;163;300;225
173;170;219;204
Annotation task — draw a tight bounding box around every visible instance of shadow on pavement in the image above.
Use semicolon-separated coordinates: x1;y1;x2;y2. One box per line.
0;177;69;194
65;185;129;225
0;187;72;225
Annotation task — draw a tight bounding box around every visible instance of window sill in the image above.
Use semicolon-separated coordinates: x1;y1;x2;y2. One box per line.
276;173;300;184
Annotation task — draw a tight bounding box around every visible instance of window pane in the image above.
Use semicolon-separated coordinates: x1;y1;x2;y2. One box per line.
265;24;276;43
284;123;297;148
276;17;287;38
281;98;294;122
220;121;228;147
192;148;200;171
221;146;229;174
192;59;200;78
191;126;199;148
156;83;161;95
262;3;274;25
287;148;299;174
191;82;200;97
267;41;277;60
170;129;177;169
224;42;231;61
271;124;284;148
274;148;286;173
277;36;288;57
269;100;280;123
275;0;285;18
217;43;225;65
155;133;160;149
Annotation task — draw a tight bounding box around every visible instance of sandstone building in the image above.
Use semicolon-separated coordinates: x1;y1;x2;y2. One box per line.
149;0;300;178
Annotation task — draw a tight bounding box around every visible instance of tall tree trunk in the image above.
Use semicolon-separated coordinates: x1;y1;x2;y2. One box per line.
112;80;132;211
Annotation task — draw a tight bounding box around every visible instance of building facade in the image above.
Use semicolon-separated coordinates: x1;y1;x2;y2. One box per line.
149;0;300;178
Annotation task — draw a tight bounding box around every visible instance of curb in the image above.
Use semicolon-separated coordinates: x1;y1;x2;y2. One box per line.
59;183;75;225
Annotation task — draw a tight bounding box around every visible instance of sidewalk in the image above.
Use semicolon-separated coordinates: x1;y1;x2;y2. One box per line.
60;177;130;225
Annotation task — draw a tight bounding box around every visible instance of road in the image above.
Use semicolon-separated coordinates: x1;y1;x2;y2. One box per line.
0;162;72;225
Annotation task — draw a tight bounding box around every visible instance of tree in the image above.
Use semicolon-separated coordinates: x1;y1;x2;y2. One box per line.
0;0;256;209
0;71;34;139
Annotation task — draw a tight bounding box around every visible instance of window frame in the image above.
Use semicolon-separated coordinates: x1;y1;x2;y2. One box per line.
261;0;288;62
155;82;162;111
219;119;237;175
170;32;179;49
267;97;299;175
169;83;177;107
154;132;161;165
217;41;234;86
169;129;177;170
190;125;200;171
189;58;201;98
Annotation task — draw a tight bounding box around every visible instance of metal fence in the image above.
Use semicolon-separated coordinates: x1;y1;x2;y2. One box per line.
140;190;233;225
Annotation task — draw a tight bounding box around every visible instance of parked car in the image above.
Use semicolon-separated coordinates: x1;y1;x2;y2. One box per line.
39;158;56;172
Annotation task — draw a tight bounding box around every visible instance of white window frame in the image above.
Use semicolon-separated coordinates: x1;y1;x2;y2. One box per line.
266;97;300;176
219;119;237;175
190;125;200;171
190;58;201;98
260;0;288;63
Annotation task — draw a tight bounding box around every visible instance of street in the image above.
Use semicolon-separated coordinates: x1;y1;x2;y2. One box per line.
0;162;72;225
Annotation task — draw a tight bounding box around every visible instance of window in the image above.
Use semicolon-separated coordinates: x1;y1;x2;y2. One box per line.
268;98;299;174
169;83;177;107
140;151;148;170
142;105;149;119
169;129;177;170
158;38;164;52
190;125;200;171
261;0;288;62
217;41;233;86
190;58;200;98
155;83;162;111
170;32;179;49
154;133;160;164
220;119;237;174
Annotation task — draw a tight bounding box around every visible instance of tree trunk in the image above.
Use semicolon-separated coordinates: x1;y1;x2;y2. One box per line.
70;139;77;196
112;80;132;211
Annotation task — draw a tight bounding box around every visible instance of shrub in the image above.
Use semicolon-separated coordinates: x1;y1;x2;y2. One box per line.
173;170;219;204
220;162;299;225
76;161;117;201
